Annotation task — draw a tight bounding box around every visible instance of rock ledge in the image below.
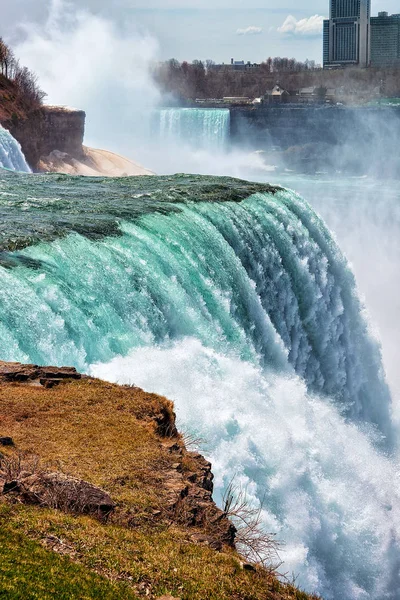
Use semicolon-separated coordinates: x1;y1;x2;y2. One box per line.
0;361;81;387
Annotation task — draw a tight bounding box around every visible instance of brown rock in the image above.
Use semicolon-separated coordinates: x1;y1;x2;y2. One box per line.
2;471;115;517
9;106;86;171
0;361;81;387
238;561;257;572
167;450;237;548
154;406;178;438
190;533;223;551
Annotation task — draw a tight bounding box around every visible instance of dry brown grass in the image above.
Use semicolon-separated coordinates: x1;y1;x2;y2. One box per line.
0;379;176;511
0;377;320;600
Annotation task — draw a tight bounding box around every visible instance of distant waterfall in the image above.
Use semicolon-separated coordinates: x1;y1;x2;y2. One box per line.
0;125;30;172
157;108;230;151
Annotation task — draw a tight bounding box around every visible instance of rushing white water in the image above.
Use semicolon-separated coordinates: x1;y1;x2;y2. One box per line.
0;126;30;172
157;108;230;152
0;181;398;599
92;339;400;600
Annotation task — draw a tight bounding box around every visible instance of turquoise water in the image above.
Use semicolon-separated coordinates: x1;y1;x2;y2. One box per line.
0;170;390;434
0;163;399;598
156;108;230;151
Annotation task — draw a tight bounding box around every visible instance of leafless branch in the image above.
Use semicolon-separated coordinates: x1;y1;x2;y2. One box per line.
223;479;282;571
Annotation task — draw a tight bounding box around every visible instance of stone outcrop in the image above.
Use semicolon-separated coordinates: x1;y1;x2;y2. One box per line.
8;106;86;171
230;104;400;176
163;442;236;549
4;105;153;177
0;361;235;550
1;470;115;517
0;361;81;387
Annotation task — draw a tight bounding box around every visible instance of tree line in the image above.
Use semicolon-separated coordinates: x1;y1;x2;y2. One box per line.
152;57;320;101
0;38;46;111
153;57;400;102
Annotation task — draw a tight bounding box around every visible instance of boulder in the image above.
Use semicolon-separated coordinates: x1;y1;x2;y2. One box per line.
1;471;115;516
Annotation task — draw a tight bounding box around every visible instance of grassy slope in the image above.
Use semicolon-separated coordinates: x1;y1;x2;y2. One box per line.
0;378;319;600
0;527;136;600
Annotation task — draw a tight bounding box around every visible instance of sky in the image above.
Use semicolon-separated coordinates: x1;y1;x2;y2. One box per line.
2;0;400;65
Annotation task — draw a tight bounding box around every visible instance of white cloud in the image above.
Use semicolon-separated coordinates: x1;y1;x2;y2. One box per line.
236;26;263;36
277;14;325;37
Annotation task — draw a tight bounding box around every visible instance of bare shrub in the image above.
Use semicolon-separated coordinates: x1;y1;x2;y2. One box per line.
0;452;42;481
180;428;205;451
0;37;46;110
223;479;282;570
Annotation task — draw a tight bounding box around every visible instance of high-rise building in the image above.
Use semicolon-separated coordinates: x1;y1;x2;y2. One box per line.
323;0;371;68
370;12;400;67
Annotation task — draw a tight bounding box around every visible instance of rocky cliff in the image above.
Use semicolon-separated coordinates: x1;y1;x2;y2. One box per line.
4;105;153;177
7;105;86;171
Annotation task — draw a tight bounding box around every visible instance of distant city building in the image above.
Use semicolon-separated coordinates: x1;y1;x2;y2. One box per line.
211;60;260;72
323;0;371;68
298;87;337;103
229;59;260;71
263;85;337;105
370;12;400;67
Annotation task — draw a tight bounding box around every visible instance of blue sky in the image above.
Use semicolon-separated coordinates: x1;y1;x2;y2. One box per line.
4;0;400;64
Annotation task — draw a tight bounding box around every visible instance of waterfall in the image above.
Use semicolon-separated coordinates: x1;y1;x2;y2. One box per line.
0;125;30;172
0;171;399;599
0;185;390;439
157;108;230;151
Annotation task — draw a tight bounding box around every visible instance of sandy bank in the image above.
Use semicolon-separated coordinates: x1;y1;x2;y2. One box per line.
38;146;154;177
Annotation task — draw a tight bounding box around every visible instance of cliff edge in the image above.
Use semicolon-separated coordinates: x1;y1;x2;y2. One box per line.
7;105;86;170
3;105;152;177
0;361;318;600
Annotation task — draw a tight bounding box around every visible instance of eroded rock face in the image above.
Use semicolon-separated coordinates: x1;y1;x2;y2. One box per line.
8;106;86;171
164;443;236;548
1;471;115;516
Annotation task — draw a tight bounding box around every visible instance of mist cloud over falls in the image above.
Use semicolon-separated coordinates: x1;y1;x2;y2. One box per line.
13;0;160;160
11;2;249;176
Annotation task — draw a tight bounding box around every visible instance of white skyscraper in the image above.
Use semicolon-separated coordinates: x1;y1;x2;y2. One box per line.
323;0;371;68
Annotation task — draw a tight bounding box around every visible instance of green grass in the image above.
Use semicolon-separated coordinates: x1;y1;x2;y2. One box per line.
0;526;138;600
